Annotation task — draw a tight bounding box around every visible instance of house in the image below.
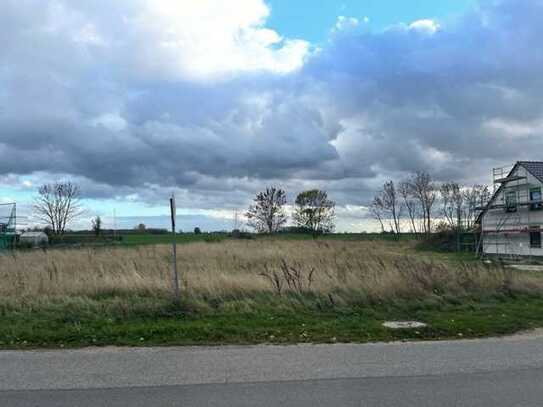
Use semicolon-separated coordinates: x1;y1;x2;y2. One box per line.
478;161;543;258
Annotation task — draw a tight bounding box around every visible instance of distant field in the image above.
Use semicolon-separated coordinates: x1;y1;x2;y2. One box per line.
256;232;419;241
45;232;224;247
2;238;543;348
47;231;421;248
119;232;419;246
119;233;225;246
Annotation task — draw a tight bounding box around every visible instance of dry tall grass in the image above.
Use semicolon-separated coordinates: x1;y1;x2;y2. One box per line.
1;240;542;309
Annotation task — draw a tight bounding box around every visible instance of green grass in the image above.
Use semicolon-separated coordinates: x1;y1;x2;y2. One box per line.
111;232;418;247
119;233;226;246
4;236;542;349
2;293;543;349
258;232;419;242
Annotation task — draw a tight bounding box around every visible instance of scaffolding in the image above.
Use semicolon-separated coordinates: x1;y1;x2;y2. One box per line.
479;164;542;260
0;202;17;251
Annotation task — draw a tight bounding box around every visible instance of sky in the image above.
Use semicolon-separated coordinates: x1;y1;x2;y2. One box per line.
1;0;542;232
267;0;476;42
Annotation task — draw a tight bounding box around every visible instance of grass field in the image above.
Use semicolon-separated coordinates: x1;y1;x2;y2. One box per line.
48;231;425;249
2;238;543;348
119;232;226;246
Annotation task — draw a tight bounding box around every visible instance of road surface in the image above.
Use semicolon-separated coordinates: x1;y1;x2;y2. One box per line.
2;331;543;406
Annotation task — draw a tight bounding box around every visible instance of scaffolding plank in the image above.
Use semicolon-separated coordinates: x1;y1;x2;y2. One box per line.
494;175;527;183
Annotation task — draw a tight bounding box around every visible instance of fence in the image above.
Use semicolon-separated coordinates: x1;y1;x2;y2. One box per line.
0;203;16;251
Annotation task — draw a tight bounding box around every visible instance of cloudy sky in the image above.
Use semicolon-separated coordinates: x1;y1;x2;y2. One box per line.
1;0;542;232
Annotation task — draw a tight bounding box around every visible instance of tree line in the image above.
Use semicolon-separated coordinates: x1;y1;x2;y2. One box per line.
370;171;490;236
30;175;490;238
30;182;337;237
245;188;336;236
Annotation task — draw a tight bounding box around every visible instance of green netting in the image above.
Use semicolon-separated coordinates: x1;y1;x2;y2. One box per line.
0;203;16;250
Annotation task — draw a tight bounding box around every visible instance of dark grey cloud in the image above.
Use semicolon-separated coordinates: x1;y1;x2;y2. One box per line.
1;0;542;222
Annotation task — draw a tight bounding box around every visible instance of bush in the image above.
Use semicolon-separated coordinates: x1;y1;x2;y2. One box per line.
417;229;477;253
230;229;254;239
279;226;313;234
16;240;35;250
204;234;223;243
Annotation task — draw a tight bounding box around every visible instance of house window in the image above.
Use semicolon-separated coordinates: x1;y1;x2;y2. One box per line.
530;227;542;249
505;191;517;212
530;187;542;210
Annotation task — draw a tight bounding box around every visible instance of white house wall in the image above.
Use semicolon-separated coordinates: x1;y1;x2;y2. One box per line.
481;165;543;257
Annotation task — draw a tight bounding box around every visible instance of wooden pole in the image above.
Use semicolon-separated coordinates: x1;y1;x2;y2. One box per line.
170;195;180;304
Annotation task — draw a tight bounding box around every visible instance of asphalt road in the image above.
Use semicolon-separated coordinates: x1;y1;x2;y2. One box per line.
2;331;543;406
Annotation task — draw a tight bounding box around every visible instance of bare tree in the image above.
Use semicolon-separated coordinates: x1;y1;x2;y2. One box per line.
369;197;386;233
440;182;464;231
439;182;491;232
293;189;335;236
372;181;403;235
398;180;419;233
246;187;288;233
34;182;83;235
463;184;490;230
409;172;436;235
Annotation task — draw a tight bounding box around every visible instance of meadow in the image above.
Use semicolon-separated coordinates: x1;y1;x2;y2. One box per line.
2;238;543;348
49;231;419;248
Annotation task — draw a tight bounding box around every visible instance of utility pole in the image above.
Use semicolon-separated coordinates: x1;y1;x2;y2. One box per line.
233;209;239;230
170;194;180;304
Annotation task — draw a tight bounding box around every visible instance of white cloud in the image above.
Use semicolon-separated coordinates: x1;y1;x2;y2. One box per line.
90;113;127;132
73;23;106;46
125;0;311;79
335;16;360;31
409;19;440;34
483;118;543;138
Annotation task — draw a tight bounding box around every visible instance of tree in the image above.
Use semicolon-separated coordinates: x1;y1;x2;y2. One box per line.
135;223;146;232
369;197;386;233
408;172;436;235
33;182;83;236
43;226;53;237
398;180;419;233
91;216;102;237
440;182;464;231
463;184;490;230
293;189;335;236
372;181;403;235
245;187;288;233
194;227;202;234
440;182;490;232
